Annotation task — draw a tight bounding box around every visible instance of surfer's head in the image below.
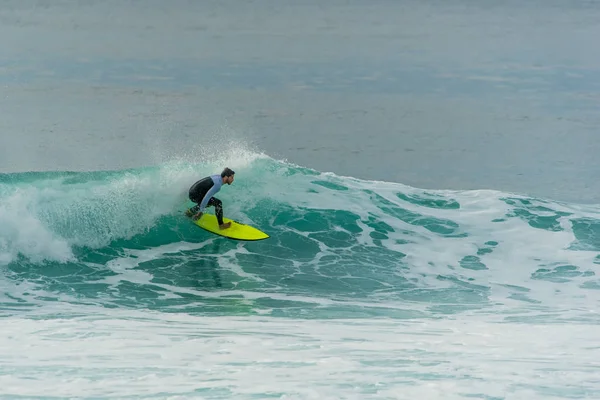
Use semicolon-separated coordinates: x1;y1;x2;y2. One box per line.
221;167;235;185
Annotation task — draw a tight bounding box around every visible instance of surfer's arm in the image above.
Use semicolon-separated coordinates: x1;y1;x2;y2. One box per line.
198;185;219;212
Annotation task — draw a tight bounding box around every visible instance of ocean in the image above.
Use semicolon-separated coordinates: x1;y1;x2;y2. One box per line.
1;1;600;399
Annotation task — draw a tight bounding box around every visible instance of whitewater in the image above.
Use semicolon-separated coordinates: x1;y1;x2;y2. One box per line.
1;149;599;399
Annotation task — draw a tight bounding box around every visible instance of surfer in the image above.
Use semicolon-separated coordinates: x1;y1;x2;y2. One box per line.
185;167;235;229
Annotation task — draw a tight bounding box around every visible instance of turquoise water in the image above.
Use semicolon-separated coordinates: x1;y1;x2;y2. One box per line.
1;153;599;398
3;155;597;319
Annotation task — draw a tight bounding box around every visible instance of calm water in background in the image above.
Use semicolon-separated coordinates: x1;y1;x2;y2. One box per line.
2;1;600;399
1;0;599;203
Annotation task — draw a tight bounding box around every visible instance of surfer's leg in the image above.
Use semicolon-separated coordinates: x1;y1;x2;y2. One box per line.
187;191;205;216
208;197;224;226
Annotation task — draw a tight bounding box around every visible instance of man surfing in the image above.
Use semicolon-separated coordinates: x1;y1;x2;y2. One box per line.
185;167;235;229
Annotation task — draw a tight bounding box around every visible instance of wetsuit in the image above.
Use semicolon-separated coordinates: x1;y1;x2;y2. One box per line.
188;174;224;225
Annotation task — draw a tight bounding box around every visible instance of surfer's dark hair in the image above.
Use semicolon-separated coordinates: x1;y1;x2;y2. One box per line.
221;167;235;177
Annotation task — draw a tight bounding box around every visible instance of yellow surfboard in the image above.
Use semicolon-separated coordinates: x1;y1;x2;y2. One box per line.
190;213;269;241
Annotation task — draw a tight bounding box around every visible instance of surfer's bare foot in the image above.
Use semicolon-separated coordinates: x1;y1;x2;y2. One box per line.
219;222;231;230
192;212;202;221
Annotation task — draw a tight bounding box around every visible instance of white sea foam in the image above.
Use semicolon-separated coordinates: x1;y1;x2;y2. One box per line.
0;309;598;399
0;186;75;264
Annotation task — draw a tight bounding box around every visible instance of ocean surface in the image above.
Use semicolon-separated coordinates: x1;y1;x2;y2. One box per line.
1;1;600;399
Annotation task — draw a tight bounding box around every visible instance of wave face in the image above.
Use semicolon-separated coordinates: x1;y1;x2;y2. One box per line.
1;153;600;319
2;153;600;398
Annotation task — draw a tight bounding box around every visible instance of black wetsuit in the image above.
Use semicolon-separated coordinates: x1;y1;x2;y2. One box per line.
188;175;224;225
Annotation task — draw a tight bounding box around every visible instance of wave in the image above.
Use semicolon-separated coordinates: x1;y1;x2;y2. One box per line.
1;152;599;320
